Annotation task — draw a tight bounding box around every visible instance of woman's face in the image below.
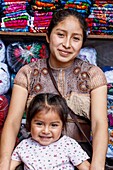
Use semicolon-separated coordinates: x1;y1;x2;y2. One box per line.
46;16;83;68
31;110;63;146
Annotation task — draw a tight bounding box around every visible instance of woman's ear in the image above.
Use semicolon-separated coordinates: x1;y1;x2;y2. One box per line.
46;34;50;43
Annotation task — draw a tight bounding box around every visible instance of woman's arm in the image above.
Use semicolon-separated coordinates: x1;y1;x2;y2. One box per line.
10;160;21;170
76;160;90;170
0;84;28;170
90;85;108;170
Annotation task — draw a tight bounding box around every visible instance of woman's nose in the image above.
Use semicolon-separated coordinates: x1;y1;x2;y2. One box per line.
62;37;71;48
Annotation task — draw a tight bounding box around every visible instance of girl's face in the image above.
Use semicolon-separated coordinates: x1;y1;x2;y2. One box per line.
46;16;83;68
31;110;63;146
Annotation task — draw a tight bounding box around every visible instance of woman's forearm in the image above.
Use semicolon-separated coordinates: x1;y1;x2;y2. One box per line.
91;122;108;169
0;85;28;170
0;120;20;170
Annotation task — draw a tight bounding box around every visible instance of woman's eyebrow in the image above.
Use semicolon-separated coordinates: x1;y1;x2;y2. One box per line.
56;28;82;36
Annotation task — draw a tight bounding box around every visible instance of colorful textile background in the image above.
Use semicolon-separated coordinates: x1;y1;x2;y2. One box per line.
0;0;93;33
103;66;113;158
86;0;113;35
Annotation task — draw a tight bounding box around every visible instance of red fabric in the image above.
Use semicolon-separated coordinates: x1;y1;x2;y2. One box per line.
0;95;9;133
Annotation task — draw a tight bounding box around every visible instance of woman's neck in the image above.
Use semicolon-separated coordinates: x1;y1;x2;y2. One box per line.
49;58;75;69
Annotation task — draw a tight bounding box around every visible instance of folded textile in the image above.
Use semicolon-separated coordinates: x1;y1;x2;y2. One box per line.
0;95;9;133
7;42;49;72
0;62;10;95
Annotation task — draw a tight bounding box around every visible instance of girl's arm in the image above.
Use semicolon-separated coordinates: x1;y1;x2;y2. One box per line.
10;160;21;170
90;85;108;170
0;84;28;170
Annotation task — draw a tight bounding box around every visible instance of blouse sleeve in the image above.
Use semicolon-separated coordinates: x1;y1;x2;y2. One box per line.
11;141;24;161
89;65;107;90
14;64;32;90
65;136;90;166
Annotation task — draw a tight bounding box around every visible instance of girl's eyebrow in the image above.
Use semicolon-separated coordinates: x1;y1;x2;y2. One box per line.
51;121;61;123
33;119;43;122
33;119;61;123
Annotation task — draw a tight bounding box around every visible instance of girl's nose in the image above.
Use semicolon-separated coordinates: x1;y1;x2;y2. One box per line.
42;126;50;134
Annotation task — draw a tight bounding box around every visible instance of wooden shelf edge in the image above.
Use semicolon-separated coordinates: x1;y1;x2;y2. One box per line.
0;31;113;39
0;31;46;37
87;34;113;39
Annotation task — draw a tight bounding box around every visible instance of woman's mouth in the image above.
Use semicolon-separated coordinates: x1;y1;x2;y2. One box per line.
58;50;71;57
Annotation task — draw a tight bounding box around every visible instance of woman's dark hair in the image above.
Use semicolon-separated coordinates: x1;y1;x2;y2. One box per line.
47;9;87;44
26;93;68;132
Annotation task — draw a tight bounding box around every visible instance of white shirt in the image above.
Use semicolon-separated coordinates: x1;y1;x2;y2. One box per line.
12;135;89;170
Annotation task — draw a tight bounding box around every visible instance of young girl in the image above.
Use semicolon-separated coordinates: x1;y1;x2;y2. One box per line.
10;93;90;170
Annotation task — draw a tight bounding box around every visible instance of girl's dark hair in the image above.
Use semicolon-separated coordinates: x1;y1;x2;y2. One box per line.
47;9;87;44
26;93;68;132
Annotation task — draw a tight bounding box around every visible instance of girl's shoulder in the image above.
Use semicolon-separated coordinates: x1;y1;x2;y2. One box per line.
60;135;78;145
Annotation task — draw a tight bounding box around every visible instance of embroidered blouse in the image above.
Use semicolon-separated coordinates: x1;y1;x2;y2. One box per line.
14;58;107;120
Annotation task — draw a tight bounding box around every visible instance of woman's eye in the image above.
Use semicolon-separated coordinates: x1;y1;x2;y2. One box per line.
73;37;80;41
57;33;64;37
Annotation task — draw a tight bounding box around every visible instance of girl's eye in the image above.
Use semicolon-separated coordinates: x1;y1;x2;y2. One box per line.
36;122;43;126
51;123;59;127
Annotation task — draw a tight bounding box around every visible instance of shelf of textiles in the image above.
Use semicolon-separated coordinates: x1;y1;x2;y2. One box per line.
0;0;113;39
88;35;113;40
0;31;45;37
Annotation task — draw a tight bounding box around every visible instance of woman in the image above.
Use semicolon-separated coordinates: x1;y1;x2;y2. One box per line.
0;9;108;170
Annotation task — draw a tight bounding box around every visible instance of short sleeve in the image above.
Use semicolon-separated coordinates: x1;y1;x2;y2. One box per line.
89;66;107;90
11;141;23;161
65;136;90;166
14;64;32;90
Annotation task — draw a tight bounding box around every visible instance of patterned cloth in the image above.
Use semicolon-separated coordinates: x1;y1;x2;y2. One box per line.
12;135;89;170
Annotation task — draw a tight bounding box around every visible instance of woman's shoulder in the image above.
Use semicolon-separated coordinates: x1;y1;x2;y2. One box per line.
25;58;47;69
16;58;47;73
75;58;105;76
75;58;94;68
75;58;107;89
14;59;47;89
